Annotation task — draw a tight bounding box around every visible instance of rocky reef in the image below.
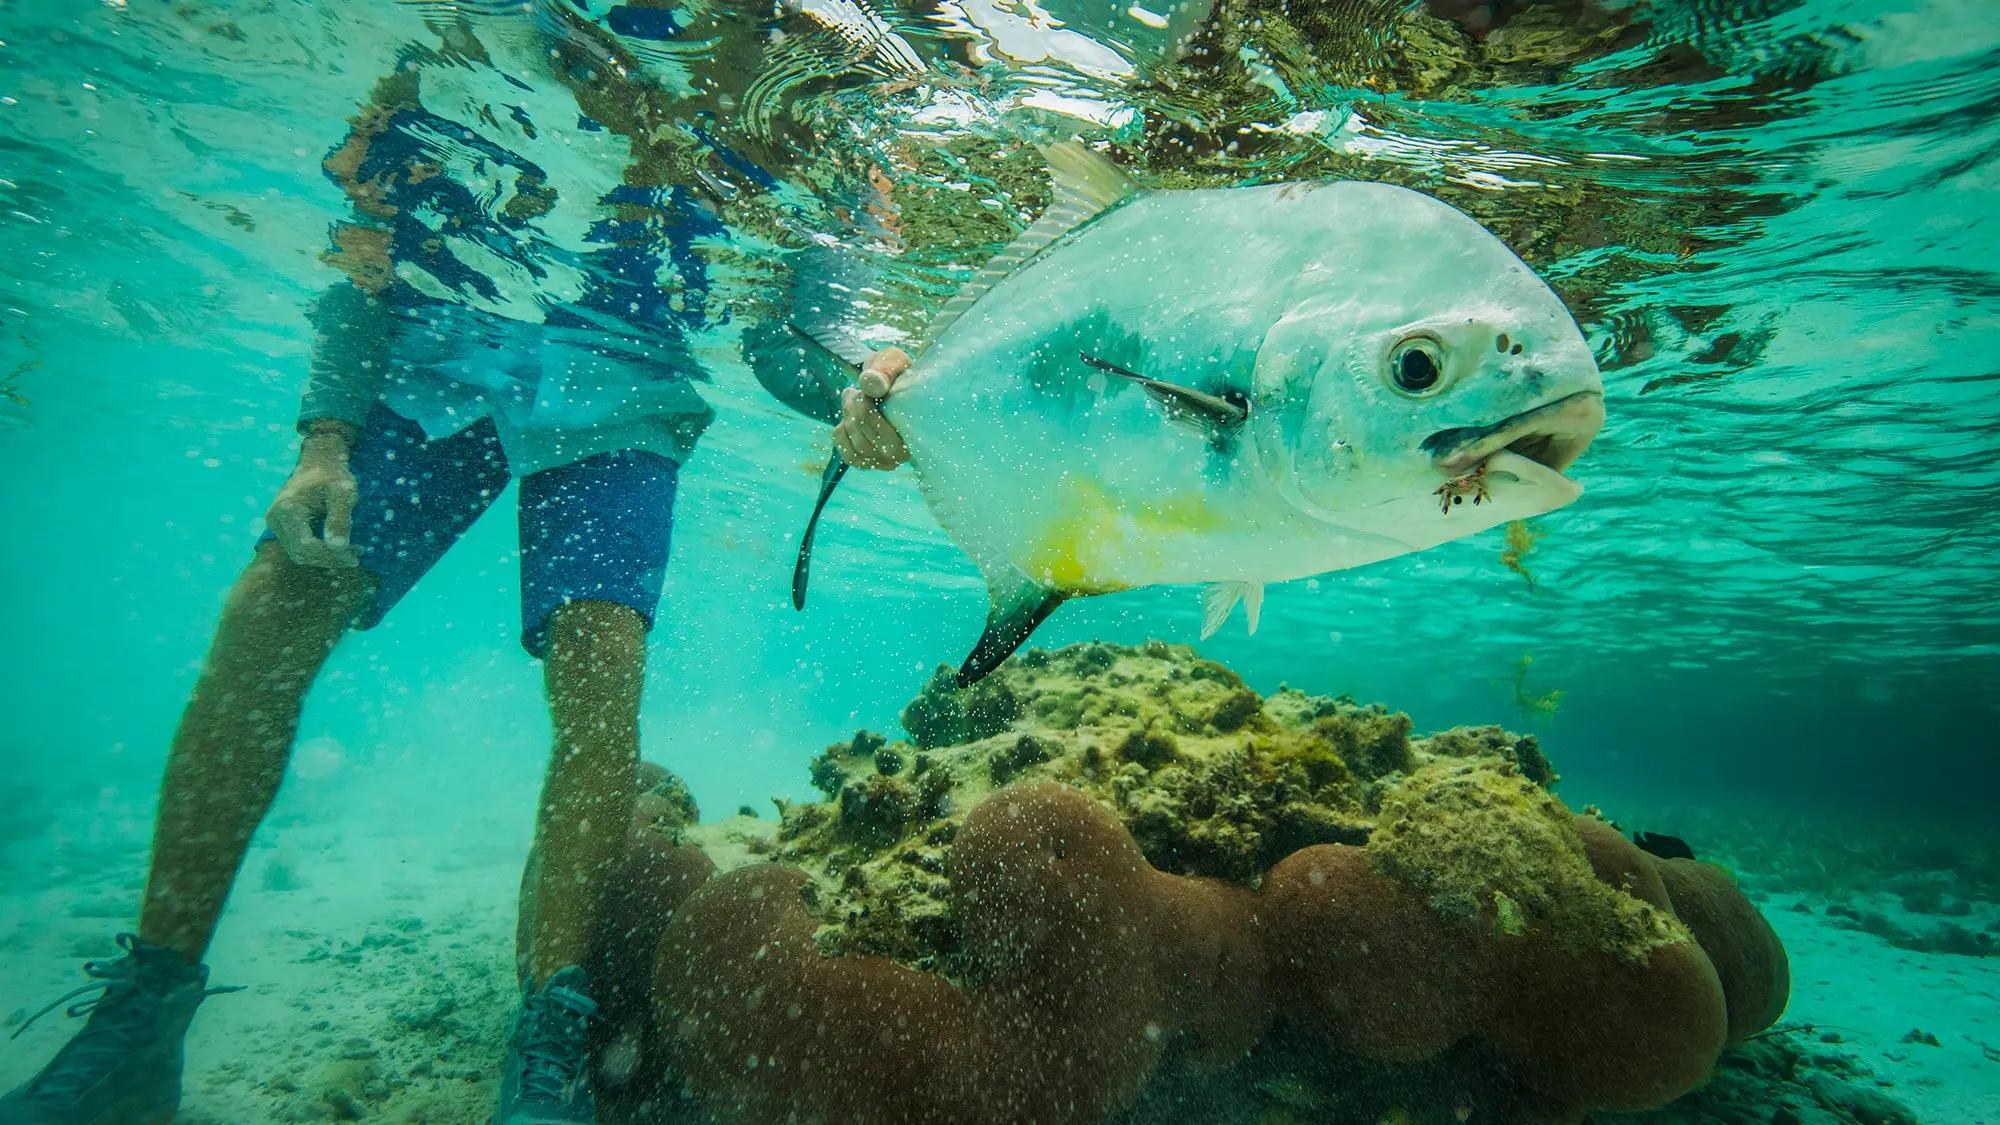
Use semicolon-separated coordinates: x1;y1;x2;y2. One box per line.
569;642;1839;1124
772;641;1564;973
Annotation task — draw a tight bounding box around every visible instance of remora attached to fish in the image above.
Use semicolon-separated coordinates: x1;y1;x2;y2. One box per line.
795;143;1605;685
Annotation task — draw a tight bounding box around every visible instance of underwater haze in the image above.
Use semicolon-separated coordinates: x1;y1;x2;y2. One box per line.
1;0;1998;1123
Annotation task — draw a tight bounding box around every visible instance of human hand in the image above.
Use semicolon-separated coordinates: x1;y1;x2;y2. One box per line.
266;423;362;568
832;347;910;470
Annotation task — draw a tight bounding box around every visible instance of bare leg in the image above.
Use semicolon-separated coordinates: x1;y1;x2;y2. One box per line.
137;543;373;962
527;599;646;986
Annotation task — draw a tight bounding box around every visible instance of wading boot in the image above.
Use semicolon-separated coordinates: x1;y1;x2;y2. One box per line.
495;965;598;1125
1;933;236;1125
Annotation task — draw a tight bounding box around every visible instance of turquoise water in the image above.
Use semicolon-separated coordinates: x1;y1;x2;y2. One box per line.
2;0;1997;1122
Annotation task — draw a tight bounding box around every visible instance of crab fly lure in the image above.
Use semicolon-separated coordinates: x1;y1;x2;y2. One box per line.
1433;464;1490;514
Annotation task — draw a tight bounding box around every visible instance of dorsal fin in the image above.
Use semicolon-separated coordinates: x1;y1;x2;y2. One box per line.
785;320;871;372
917;140;1141;354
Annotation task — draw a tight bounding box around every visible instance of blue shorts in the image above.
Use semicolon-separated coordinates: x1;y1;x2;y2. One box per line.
274;405;678;657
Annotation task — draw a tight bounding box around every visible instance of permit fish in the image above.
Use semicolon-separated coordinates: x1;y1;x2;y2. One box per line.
795;143;1604;685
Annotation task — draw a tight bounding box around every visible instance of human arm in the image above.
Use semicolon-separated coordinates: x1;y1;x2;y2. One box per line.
740;319;851;426
269;281;391;568
268;67;413;567
297;278;389;436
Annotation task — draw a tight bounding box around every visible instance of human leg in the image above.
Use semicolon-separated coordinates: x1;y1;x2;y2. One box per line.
516;448;679;984
0;547;367;1125
500;449;677;1125
139;545;375;959
529;599;647;985
2;406;509;1125
144;404;511;958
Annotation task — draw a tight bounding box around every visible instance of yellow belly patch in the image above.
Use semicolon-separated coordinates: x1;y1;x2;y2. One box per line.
1019;479;1223;593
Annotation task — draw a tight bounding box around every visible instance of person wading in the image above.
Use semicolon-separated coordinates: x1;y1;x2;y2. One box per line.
0;4;920;1123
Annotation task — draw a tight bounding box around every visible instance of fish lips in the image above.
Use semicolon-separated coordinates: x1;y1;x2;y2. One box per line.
1421;390;1605;481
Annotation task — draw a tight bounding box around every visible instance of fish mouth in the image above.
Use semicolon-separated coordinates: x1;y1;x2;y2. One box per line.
1421;391;1605;480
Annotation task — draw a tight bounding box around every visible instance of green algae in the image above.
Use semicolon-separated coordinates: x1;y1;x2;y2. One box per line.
901;665;1022;750
1505;654;1567;725
1367;760;1686;963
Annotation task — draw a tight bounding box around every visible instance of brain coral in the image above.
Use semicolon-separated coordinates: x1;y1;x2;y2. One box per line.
1656;855;1792;1044
569;643;1790;1123
1263;761;1732;1116
652;783;1268;1124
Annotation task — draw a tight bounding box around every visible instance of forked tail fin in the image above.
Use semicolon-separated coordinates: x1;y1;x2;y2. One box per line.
793;453;849;610
787;322;864;611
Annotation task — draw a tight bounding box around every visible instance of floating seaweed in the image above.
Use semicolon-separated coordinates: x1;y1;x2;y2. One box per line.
1506;652;1565;723
1500;518;1545;589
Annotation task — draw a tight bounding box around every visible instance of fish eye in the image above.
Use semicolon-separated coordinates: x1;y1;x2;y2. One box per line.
1388;337;1444;394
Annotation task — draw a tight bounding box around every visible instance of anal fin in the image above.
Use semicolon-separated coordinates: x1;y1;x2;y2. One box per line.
959;567;1067;687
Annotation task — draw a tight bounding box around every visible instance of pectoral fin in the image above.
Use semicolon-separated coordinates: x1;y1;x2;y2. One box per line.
1199;581;1265;640
1079;353;1248;434
959;567;1068;687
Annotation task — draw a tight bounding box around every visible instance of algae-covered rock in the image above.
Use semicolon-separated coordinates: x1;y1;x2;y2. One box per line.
1422;723;1557;787
1368;760;1684;962
634;760;699;829
900;665;1022;749
806;730;886;797
630;641;1801;1124
771;641;1564;962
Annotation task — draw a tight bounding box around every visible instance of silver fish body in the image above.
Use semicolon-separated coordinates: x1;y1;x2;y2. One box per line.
818;148;1604;682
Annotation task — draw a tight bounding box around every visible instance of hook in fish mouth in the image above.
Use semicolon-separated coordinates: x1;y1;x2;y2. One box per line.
1421;390;1605;478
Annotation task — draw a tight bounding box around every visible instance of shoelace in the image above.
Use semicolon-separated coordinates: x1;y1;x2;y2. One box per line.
12;936;241;1102
516;992;593;1104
